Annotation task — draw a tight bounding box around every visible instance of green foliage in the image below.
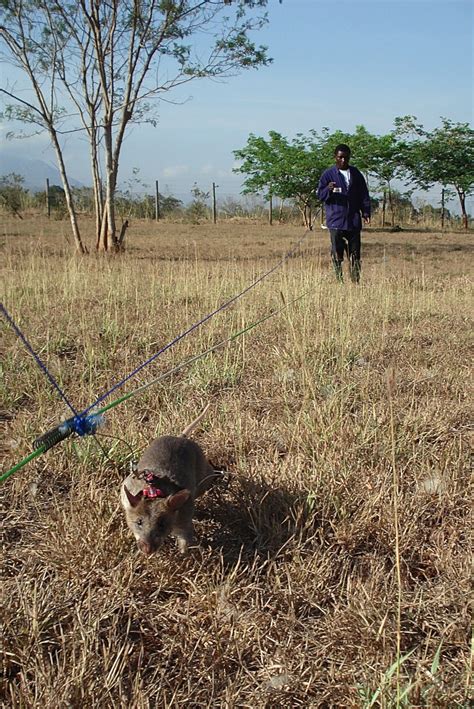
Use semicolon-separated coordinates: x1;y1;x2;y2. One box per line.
396;117;474;191
357;642;446;707
48;184;66;208
0;172;28;217
187;183;210;222
235;118;472;229
160;194;184;216
70;187;95;213
115;191;183;219
233;130;326;221
395;116;474;226
44;184;67;219
114;168;183;219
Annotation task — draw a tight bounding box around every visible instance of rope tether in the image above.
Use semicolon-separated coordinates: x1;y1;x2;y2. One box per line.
0;303;78;416
0;291;309;484
80;227;312;416
1;228;313;483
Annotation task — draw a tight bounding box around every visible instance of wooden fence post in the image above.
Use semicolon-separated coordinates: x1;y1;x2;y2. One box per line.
155;180;160;221
212;182;217;224
46;178;51;218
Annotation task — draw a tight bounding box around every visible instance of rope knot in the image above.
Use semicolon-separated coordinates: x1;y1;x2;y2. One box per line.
72;413;104;437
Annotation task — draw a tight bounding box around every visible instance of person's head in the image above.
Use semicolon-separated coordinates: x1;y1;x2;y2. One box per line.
334;144;351;170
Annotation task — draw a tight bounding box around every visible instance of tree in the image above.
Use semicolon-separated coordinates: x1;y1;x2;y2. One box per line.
314;125;379;178
1;1;272;252
0;172;28;218
187;183;210;222
234;130;327;228
234;126;402;228
159;194;183;217
365;132;409;227
395;116;474;229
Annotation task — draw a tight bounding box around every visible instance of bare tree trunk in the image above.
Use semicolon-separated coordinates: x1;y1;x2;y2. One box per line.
456;187;468;230
97;119;119;251
106;171;119;251
117;219;129;248
94;181;104;249
98;110;127;251
297;200;310;228
278;198;284;223
105;193;118;251
51;134;86;254
98;210;108;252
388;183;394;227
103;120;116;250
90;135;103;248
382;189;387;228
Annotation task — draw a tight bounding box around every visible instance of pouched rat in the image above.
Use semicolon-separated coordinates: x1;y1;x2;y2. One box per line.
120;405;215;555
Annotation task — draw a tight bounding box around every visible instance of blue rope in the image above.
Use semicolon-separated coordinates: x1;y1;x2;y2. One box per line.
1;302;78;416
81;228;312;416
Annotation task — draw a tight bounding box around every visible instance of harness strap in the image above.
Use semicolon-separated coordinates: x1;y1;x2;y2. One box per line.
142;471;167;499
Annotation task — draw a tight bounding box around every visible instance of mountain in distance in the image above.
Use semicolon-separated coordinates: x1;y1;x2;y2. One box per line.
0;151;84;190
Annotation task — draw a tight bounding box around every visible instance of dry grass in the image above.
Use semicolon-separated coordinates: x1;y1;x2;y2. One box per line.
1;215;472;707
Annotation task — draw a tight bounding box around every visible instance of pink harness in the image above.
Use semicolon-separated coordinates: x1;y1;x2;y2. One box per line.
142;471;167;499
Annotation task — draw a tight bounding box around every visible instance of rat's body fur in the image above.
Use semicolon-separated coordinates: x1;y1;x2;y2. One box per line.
120;406;215;555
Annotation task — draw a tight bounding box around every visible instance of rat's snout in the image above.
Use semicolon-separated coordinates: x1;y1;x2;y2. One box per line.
137;533;164;555
138;539;155;556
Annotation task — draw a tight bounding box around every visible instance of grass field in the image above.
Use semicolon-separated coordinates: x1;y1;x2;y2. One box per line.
1;216;472;707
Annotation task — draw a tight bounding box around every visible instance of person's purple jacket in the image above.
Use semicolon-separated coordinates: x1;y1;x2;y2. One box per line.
317;165;371;230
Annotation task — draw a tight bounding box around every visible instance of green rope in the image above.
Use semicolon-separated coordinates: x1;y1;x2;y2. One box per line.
1;291;309;485
0;445;47;484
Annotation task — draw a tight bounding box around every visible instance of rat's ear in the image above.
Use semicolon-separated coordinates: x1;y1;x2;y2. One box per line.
124;485;143;508
166;489;191;511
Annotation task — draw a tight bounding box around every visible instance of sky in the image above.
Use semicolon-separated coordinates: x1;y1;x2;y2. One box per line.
0;0;473;208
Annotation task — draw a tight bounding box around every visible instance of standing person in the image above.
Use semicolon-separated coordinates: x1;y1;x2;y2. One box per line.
317;144;371;283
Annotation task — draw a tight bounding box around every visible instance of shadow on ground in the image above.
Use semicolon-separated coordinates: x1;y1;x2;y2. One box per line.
194;465;317;567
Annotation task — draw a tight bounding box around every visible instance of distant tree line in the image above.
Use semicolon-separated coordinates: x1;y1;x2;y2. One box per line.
0;168;467;231
233;117;474;230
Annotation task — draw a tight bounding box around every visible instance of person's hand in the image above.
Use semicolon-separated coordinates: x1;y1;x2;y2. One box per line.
328;181;336;191
363;215;370;224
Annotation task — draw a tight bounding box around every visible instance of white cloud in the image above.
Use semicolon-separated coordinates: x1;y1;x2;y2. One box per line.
162;164;191;178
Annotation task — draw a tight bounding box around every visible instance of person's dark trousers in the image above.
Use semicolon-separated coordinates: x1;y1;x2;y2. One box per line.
329;229;361;283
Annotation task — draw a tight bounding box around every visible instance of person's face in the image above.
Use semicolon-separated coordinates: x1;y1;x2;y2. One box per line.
335;151;350;169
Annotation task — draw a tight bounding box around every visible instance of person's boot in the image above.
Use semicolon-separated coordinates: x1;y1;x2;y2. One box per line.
349;257;361;284
333;258;344;283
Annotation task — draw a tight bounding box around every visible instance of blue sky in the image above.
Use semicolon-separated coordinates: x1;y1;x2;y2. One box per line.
1;0;472;206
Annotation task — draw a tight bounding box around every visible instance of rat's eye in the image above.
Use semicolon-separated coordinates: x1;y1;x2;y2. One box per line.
135;519;143;527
